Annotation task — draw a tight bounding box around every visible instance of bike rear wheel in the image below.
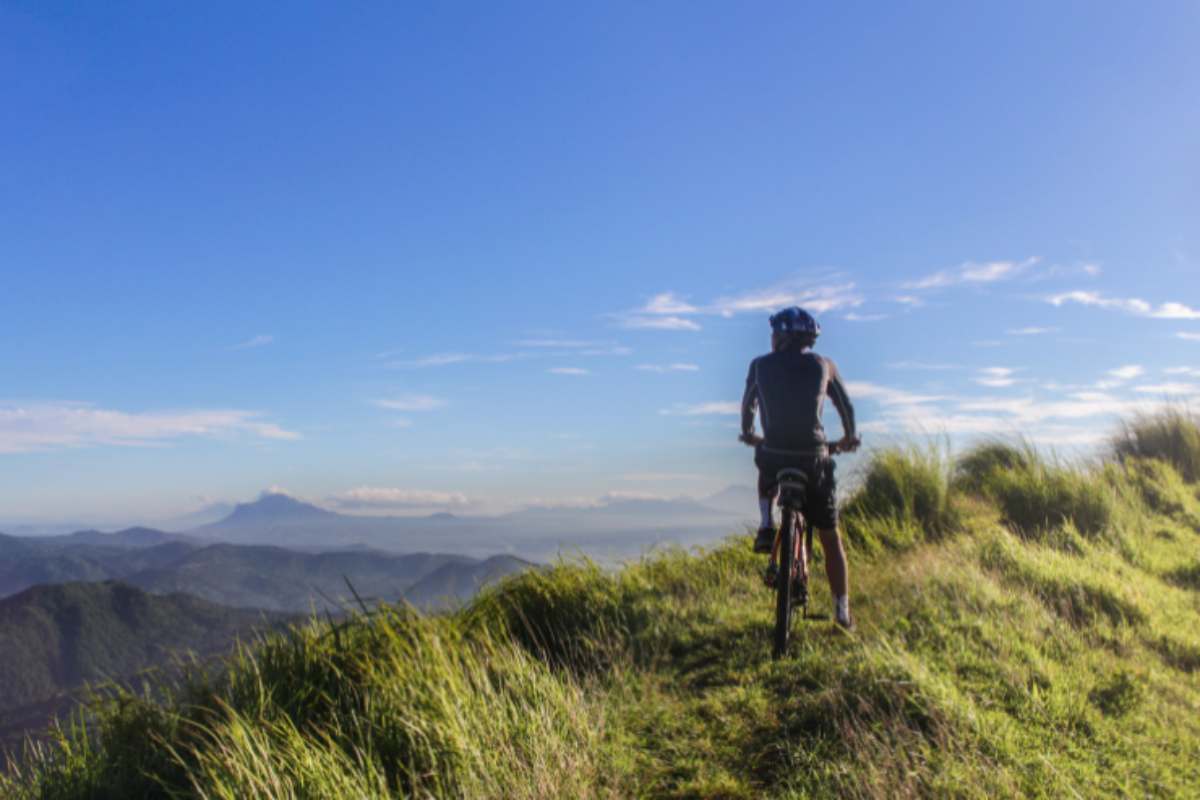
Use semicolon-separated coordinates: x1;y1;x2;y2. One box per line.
773;512;795;659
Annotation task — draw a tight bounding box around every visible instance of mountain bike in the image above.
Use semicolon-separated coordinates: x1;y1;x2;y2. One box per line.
742;437;853;658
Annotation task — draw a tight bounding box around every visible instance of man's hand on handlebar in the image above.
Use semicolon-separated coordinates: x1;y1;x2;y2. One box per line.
831;435;862;455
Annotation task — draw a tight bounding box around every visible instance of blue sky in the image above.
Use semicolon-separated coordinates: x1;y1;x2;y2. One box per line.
2;2;1198;524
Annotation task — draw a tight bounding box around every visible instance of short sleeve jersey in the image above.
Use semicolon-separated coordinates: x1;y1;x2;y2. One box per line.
743;348;855;451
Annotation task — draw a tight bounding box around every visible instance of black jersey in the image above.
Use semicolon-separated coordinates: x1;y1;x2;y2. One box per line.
741;347;855;451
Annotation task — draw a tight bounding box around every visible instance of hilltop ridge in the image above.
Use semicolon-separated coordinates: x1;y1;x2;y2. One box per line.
5;411;1200;798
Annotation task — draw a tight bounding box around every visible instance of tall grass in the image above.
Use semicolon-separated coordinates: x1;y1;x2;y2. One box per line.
4;608;620;800
954;440;1114;541
841;445;962;552
1113;408;1200;483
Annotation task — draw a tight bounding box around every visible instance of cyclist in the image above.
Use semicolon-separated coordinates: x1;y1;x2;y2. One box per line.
739;306;860;629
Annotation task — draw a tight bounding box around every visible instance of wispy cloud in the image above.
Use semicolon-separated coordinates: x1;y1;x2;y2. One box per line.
636;363;700;373
1047;291;1200;320
0;402;298;454
373;394;445;412
1133;383;1200;396
640;292;700;315
973;367;1018;388
231;334;274;350
613;279;861;331
618;315;703;331
709;281;862;317
844;382;945;407
659;401;740;416
1178;332;1200;342
1107;365;1145;381
1165;367;1200;377
904;258;1040;290
391;352;523;368
548;367;590;376
1006;326;1059;336
844;312;889;322
332;487;469;511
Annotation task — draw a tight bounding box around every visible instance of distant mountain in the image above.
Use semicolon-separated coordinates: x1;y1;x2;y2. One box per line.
403;555;534;610
159;502;237;531
1;528;533;614
220;493;339;524
0;540;198;599
51;527;192;549
0;581;288;734
186;489;748;562
700;485;758;517
125;544;478;612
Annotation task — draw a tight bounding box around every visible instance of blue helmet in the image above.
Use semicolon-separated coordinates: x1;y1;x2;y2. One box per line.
769;306;820;338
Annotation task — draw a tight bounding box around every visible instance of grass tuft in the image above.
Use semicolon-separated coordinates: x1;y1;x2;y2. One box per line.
1113;408;1200;483
842;445;962;552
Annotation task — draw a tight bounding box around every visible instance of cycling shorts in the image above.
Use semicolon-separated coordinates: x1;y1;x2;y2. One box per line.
754;447;838;530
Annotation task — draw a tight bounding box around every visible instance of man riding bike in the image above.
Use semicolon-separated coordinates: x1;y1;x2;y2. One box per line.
739;306;860;629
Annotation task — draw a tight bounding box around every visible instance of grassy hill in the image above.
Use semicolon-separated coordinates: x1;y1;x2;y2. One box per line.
5;411;1200;798
0;582;290;749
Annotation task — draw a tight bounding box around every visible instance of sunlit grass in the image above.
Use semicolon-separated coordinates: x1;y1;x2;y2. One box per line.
5;409;1200;798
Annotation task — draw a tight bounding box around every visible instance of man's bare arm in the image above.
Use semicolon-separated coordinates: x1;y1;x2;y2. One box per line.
741;380;758;438
826;359;857;443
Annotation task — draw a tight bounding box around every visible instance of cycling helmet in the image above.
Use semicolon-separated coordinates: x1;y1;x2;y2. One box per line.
769;306;820;338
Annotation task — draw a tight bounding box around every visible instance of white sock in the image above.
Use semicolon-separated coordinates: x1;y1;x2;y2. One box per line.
759;498;775;529
835;595;850;620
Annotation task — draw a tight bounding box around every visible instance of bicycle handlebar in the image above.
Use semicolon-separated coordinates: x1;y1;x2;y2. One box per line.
738;433;861;454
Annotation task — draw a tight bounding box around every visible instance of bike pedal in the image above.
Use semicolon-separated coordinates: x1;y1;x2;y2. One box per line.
762;564;778;588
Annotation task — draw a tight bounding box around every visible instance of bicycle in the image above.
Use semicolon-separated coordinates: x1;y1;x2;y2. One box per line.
741;435;855;658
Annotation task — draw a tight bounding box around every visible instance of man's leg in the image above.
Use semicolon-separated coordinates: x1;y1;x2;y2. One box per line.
754;454;778;553
817;526;851;627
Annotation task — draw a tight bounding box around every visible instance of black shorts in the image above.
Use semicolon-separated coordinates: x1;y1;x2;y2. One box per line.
755;447;838;530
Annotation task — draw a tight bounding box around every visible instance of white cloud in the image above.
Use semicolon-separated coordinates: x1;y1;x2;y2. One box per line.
844;312;889;322
516;338;603;348
373;394;445;412
231;334;274;350
710;282;862;317
1107;365;1144;381
515;339;631;357
0;402;299;454
904;258;1040;290
548;367;590;376
1178;332;1200;342
660;401;740;416
1007;326;1059;336
1133;383;1200;396
580;345;634;356
1047;291;1200;320
639;292;699;315
974;367;1018;388
1164;367;1200;377
613;278;860;332
636;363;700;373
333;487;469;510
392;352;523;368
844;382;945;407
618;315;703;331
